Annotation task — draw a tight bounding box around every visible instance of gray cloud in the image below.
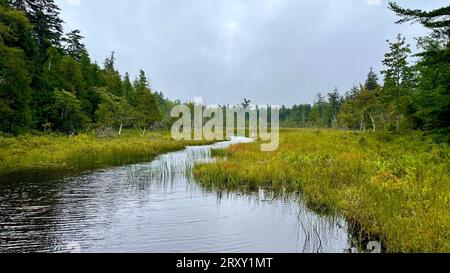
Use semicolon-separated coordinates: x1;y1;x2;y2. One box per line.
56;0;448;106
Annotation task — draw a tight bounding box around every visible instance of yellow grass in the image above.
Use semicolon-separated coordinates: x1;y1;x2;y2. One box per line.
0;130;213;176
194;129;450;252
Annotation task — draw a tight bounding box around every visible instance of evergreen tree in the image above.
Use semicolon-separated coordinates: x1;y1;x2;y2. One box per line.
103;51;116;72
0;2;172;134
63;29;87;61
365;67;380;91
7;0;25;10
95;87;119;129
381;34;413;131
389;2;450;139
313;93;330;127
102;52;124;97
9;0;64;50
154;91;176;128
0;6;33;133
133;70;162;129
123;72;137;106
389;2;450;43
77;53;98;120
413;40;450;137
328;88;343;128
382;34;412;88
308;107;320;128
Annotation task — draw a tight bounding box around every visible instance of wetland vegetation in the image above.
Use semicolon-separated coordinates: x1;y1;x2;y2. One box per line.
194;129;450;252
0;0;449;254
0;130;214;177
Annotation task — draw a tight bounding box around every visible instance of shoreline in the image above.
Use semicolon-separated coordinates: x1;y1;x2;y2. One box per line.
193;129;450;253
0;130;215;180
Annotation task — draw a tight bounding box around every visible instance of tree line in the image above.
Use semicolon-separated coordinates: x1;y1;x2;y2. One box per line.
1;1;449;142
279;2;449;142
0;0;174;135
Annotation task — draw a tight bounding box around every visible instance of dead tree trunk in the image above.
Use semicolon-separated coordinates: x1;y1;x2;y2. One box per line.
369;113;376;132
360;113;365;131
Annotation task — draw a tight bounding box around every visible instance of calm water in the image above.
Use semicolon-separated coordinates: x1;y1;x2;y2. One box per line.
0;137;355;253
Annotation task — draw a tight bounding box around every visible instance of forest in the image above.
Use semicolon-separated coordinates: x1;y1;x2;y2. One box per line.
1;1;449;143
0;0;450;254
279;3;449;143
279;2;450;142
0;0;178;136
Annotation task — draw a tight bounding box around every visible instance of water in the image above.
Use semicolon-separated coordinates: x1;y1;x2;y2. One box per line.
0;137;354;253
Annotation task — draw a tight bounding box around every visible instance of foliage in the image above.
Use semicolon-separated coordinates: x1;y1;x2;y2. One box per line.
279;1;450;142
1;1;449;141
62;29;87;61
0;6;33;134
0;2;174;135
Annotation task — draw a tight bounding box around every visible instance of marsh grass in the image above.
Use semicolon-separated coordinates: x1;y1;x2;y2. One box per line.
193;129;450;252
0;130;214;178
211;148;228;158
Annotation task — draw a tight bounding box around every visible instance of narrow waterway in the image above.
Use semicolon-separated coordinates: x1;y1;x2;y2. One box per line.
0;137;354;253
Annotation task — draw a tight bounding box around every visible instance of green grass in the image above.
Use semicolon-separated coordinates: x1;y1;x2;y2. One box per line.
0;130;214;177
194;129;450;253
211;148;229;158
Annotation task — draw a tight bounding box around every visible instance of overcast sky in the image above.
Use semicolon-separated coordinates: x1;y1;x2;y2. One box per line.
56;0;447;106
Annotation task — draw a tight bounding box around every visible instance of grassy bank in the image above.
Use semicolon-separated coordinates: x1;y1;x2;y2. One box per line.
0;130;213;177
194;129;450;252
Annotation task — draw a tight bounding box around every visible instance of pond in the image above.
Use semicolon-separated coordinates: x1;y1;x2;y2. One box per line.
0;137;356;253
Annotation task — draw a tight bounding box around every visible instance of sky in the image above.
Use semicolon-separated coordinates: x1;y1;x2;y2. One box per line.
56;0;448;106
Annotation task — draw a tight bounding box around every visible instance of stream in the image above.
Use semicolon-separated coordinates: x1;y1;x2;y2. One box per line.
0;137;355;253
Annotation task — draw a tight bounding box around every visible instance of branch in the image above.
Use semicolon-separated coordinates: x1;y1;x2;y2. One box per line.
388;2;450;26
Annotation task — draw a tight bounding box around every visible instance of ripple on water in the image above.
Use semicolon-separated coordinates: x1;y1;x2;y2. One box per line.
0;137;353;253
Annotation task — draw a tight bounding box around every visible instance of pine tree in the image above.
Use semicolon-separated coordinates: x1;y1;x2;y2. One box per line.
133;70;162;129
76;53;96;120
9;0;64;50
328;88;343;128
7;0;25;10
123;72;137;106
100;51;123;97
103;51;116;72
1;1;177;134
389;2;450;139
313;93;330;127
308;107;320;128
389;2;450;43
365;67;380;91
382;34;412;88
381;34;413;131
63;29;87;61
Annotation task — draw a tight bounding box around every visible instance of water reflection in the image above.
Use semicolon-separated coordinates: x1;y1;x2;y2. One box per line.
1;137;355;253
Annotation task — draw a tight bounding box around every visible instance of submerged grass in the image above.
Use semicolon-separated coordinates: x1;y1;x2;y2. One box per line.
194;129;450;253
0;130;214;178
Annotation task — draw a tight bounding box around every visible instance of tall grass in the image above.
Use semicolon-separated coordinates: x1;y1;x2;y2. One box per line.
0;130;214;177
194;129;450;252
